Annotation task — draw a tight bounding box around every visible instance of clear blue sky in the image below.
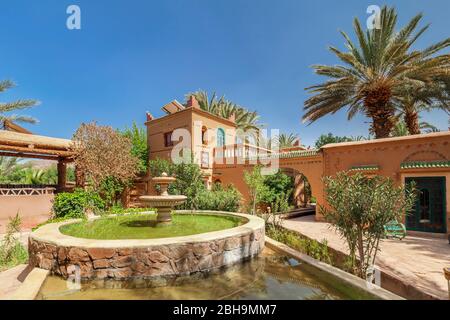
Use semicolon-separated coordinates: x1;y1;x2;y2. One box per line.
1;0;449;147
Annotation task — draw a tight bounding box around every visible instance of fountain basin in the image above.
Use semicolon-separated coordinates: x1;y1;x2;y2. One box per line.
139;195;187;223
28;211;265;280
139;195;187;207
140;172;188;224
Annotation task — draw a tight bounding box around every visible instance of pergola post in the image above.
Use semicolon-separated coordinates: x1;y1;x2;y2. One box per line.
75;165;85;189
57;159;67;192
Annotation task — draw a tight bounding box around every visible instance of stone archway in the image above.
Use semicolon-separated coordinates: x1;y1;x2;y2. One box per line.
280;167;311;208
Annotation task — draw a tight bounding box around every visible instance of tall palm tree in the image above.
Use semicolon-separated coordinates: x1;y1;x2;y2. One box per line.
391;118;440;137
186;90;262;132
0;156;19;178
0;79;39;126
188;91;224;114
275;133;299;149
303;6;450;138
393;80;450;134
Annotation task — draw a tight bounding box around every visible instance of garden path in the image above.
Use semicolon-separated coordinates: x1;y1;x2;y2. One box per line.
282;215;450;300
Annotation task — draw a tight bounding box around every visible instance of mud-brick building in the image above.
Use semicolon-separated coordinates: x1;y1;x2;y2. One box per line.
145;97;450;236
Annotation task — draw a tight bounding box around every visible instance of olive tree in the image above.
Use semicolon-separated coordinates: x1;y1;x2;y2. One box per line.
321;172;416;278
244;165;269;215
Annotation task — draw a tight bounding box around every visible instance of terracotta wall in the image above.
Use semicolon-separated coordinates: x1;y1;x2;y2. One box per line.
213;132;450;234
191;111;236;170
146;109;193;161
213;153;325;211
0;194;53;231
145;107;450;235
321;132;450;234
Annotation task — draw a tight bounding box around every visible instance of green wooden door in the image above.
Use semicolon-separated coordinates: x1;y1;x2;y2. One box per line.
405;177;446;233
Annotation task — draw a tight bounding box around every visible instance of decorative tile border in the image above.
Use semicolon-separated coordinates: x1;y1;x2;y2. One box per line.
400;160;450;170
246;149;320;161
349;165;380;172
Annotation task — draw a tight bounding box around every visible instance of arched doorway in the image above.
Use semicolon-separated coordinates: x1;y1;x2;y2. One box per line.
280;167;312;208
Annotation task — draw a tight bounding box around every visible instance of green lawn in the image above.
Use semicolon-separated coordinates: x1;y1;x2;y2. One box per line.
59;213;245;240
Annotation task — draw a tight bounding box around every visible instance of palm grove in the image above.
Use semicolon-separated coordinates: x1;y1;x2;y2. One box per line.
303;6;450;138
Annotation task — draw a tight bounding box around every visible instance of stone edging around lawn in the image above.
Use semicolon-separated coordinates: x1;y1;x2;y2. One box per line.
265;237;404;300
28;211;265;280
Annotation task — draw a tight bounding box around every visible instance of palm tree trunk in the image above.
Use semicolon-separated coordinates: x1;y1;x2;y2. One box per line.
404;110;420;135
364;85;394;139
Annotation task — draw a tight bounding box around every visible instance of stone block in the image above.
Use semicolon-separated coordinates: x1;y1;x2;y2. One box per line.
197;254;213;270
112;267;133;279
193;243;211;257
57;247;67;261
87;248;116;260
117;248;133;256
150;262;175;276
79;261;94;278
111;255;134;268
94;269;110;279
224;237;241;250
148;250;169;263
93;259;110;269
68;247;90;262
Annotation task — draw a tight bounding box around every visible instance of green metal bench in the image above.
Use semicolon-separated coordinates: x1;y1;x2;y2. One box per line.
384;220;406;240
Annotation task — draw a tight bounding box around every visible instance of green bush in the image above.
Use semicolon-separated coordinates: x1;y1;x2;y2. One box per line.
120;122;149;175
148;158;241;212
266;226;332;264
270;191;292;214
149;157;206;210
52;189;105;219
99;176;126;209
196;185;241;212
322;172;416;277
148;158;174;177
262;170;294;205
0;242;28;271
0;214;28;271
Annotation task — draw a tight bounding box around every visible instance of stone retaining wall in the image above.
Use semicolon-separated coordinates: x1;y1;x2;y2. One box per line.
28;212;265;280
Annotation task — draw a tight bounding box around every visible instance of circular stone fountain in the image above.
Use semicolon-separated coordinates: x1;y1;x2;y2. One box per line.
28;173;265;281
28;212;264;280
139;173;187;225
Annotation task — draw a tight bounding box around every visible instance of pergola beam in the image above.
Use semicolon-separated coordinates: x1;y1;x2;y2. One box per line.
0;130;71;150
0;151;61;161
0;144;74;158
0;129;77;192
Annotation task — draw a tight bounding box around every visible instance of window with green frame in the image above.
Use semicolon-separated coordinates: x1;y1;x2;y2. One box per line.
217;128;225;147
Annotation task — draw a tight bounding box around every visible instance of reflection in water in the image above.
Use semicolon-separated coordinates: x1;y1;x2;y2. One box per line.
37;248;376;300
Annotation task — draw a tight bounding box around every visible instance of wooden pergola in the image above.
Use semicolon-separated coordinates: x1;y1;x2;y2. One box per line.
0;129;78;192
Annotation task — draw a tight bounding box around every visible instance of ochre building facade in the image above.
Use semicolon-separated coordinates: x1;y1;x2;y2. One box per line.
146;97;450;236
